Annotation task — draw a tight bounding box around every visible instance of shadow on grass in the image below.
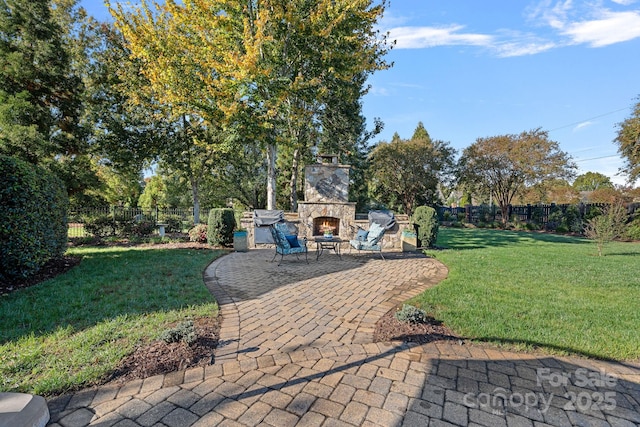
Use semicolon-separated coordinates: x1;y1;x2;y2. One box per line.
603;251;640;257
437;227;589;250
0;247;226;344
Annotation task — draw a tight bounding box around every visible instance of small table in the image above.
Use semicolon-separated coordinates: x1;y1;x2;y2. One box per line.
314;237;343;260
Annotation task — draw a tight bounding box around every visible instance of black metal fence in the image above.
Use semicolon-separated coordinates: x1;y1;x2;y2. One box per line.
67;207;208;238
437;202;640;226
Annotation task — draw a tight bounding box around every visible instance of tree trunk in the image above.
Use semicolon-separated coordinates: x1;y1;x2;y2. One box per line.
289;148;300;212
266;143;277;210
191;177;200;225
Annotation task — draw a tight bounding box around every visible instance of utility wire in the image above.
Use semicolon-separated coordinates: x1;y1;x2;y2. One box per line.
548;107;630;133
574;154;620;163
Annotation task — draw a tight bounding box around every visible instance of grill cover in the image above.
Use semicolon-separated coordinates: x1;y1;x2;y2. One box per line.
368;210;396;230
253;210;285;244
253;210;284;226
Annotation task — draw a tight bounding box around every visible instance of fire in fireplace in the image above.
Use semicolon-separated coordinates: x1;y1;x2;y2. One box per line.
313;217;340;236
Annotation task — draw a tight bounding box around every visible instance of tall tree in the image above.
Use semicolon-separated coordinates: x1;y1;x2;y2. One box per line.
0;0;83;163
89;16;227;224
109;0;391;210
369;123;455;215
573;172;614;191
316;73;383;211
85;23;162;175
458;128;576;224
615;97;640;183
216;142;268;210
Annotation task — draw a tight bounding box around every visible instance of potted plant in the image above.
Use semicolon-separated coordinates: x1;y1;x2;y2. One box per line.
233;227;248;252
401;227;417;252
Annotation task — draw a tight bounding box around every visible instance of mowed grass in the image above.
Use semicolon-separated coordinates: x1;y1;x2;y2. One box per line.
417;228;640;361
0;246;226;396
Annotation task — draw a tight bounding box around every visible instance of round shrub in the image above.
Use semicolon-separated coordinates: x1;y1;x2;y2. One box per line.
84;214;117;238
394;304;429;324
0;155;69;281
207;208;235;247
188;224;208;243
411;206;439;248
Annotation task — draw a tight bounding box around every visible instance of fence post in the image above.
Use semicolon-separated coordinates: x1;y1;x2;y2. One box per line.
526;204;532;222
465;204;471;223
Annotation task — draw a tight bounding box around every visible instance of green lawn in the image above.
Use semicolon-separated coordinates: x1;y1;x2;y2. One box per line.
0;246;225;396
417;228;640;361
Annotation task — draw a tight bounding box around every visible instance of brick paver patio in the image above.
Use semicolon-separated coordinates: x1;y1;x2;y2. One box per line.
47;249;640;426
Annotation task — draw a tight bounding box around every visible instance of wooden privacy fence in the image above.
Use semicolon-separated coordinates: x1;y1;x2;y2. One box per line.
438;202;640;226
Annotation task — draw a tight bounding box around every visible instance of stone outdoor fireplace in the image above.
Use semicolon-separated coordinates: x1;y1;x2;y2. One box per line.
297;154;356;240
241;153;408;249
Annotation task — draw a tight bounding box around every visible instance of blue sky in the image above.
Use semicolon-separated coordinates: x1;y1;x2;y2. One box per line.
82;1;640;185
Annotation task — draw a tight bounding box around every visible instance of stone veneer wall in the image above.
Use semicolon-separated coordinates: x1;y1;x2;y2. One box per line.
304;164;350;203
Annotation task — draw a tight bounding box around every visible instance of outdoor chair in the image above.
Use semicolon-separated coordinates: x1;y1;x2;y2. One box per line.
349;222;386;260
269;222;308;266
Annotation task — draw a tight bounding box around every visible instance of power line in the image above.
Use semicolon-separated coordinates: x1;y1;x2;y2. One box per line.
548;107;630;133
574;154;620;163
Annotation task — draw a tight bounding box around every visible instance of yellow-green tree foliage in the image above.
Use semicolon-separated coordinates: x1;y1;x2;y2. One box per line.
108;0;391;208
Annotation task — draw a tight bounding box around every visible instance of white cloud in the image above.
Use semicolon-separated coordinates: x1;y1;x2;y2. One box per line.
368;86;391;96
611;0;636;5
388;25;556;57
385;2;640;56
388;25;493;49
573;121;594;131
561;10;640;46
494;41;557;57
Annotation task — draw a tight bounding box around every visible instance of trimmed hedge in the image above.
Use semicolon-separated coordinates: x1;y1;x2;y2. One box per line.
412;206;439;248
207;208;235;247
0;155;69;281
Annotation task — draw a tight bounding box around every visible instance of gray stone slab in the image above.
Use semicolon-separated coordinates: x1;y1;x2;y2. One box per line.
0;392;50;427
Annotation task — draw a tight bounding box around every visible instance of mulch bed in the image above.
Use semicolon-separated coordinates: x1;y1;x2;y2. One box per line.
373;307;461;345
109;317;221;383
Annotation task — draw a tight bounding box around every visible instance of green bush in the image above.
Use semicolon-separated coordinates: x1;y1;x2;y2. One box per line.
159;320;196;345
531;206;545;225
394;304;429;324
546;205;563;231
123;220;156;238
207;208;235;247
624;214;640;241
84;215;117;238
412;206;439;248
0;156;68;281
525;222;540;231
478;204;496;223
564;205;583;233
188;224;208;243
